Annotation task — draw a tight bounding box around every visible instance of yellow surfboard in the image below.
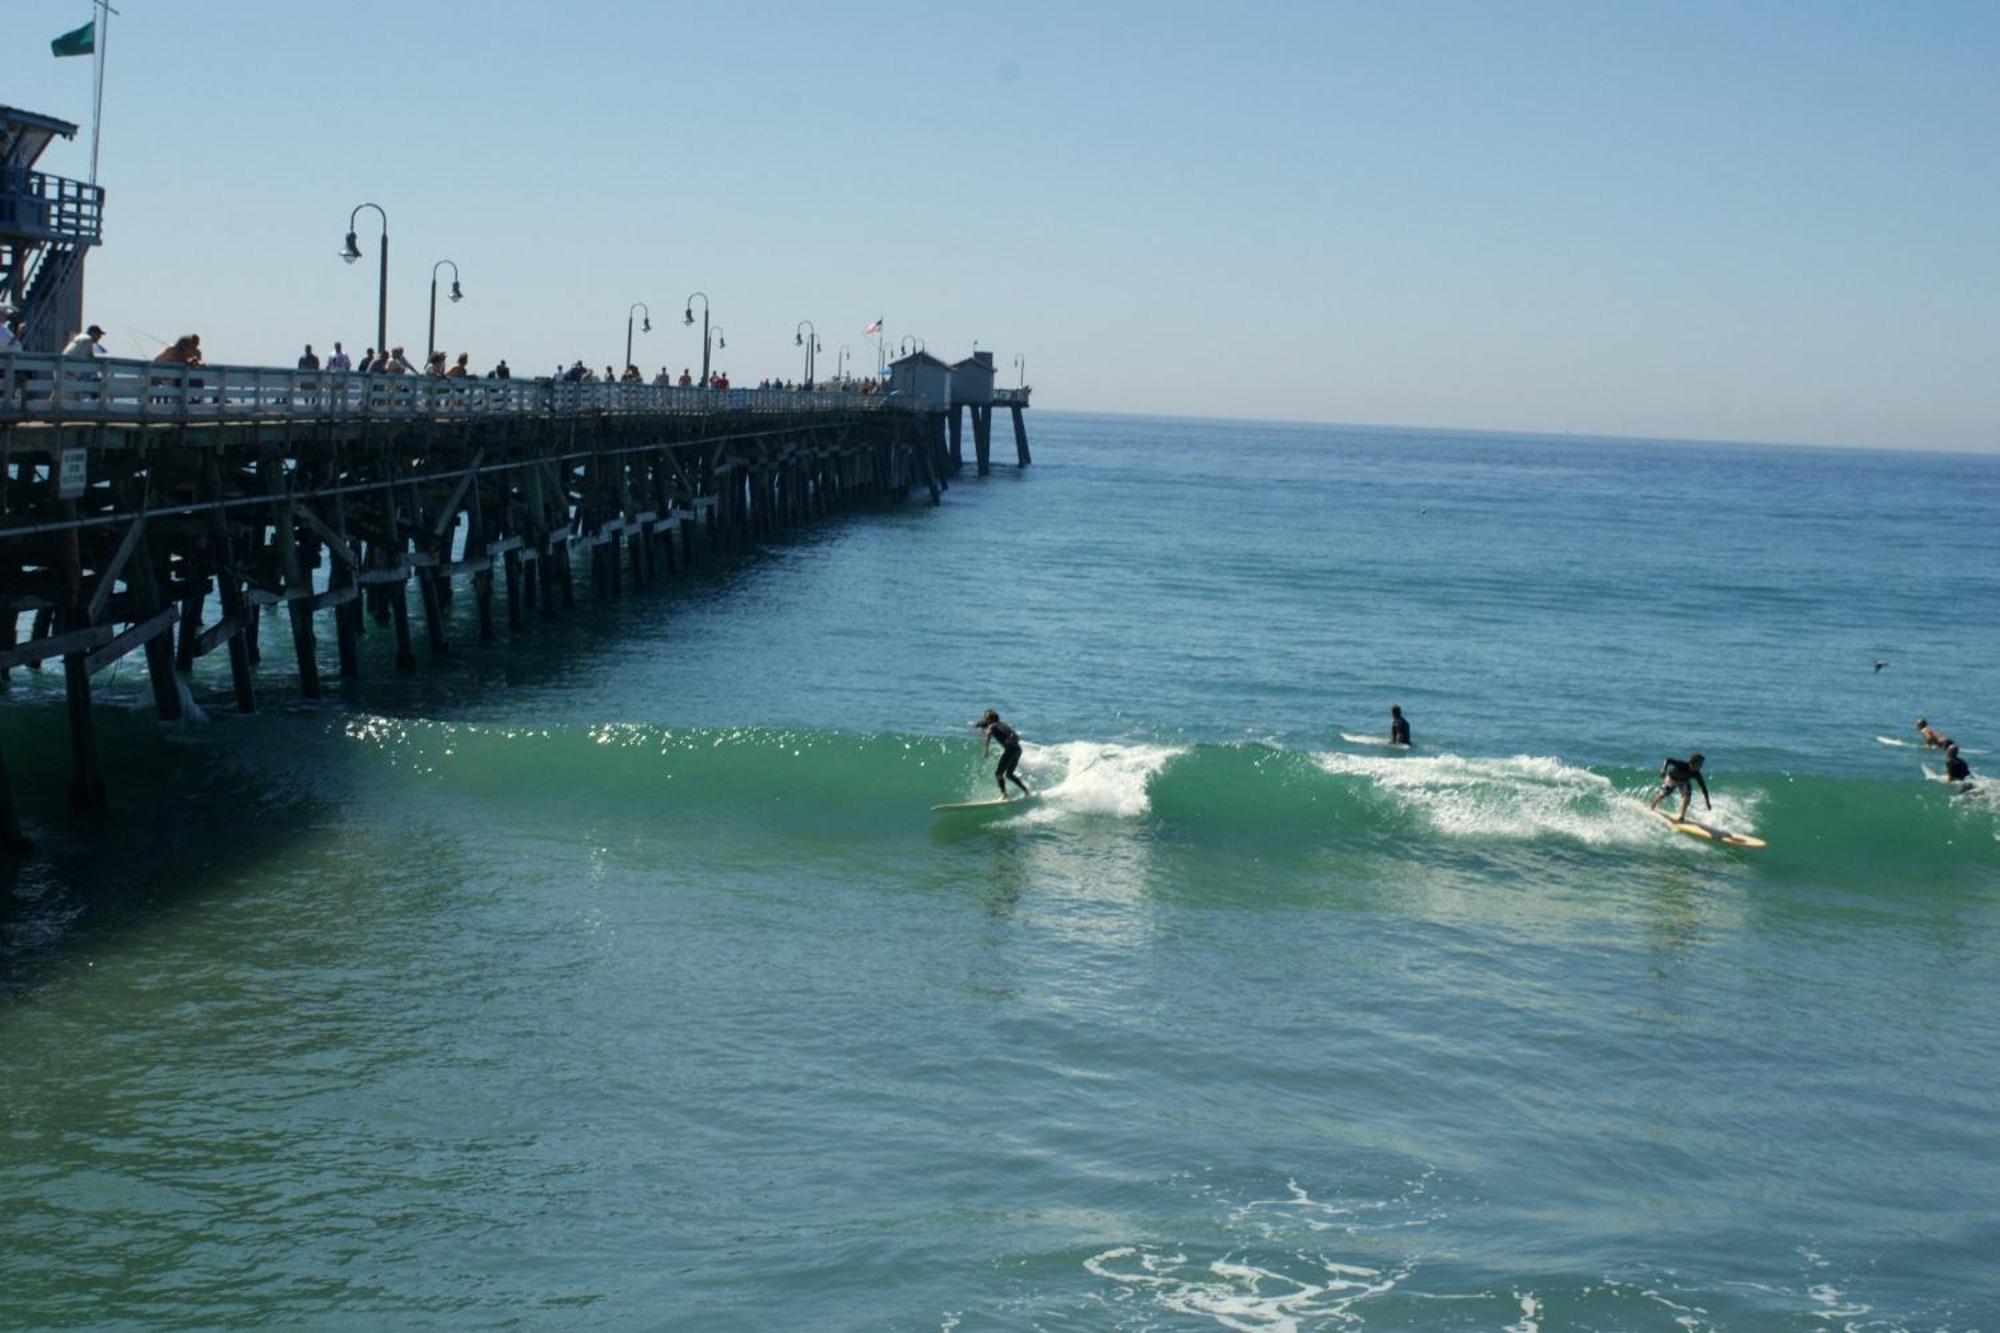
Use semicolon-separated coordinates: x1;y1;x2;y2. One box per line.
1651;807;1766;849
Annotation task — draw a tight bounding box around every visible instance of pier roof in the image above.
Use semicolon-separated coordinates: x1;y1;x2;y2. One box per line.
0;106;80;170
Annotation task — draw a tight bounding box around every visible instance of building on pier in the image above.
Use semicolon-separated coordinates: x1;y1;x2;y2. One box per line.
887;350;953;405
0;105;103;353
946;350;1031;474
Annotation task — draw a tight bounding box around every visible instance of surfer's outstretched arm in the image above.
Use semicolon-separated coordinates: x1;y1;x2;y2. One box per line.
1695;774;1711;810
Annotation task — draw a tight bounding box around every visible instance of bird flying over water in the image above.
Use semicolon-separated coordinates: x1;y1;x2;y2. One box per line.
1873;660;1888;672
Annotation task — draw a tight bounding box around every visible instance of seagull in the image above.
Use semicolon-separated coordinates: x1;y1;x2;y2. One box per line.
1873;660;1889;672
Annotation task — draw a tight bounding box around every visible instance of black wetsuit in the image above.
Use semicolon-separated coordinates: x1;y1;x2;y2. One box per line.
1660;757;1710;806
1946;754;1972;784
1389;714;1411;746
985;720;1026;794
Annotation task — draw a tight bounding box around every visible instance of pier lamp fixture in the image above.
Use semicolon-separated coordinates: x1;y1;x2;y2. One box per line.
340;202;390;358
794;320;819;386
1013;353;1025;388
898;335;925;357
426;259;463;363
626;302;652;376
836;345;850;382
683;291;712;385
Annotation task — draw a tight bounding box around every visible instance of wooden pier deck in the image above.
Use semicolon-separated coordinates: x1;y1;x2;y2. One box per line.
0;352;1031;848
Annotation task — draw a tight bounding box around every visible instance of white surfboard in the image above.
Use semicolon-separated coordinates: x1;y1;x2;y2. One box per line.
1650;806;1766;849
931;794;1042;813
1339;732;1412;750
1876;735;1917;749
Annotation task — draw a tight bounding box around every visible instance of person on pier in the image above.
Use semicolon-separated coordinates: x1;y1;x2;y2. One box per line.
975;710;1033;800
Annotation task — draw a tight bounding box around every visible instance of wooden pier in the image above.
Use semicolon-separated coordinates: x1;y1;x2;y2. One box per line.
0;352;1031;850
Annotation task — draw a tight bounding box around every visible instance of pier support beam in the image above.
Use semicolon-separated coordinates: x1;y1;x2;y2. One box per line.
1011;405;1032;466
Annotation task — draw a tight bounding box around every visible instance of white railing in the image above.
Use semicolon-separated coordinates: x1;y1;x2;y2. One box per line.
0;353;932;425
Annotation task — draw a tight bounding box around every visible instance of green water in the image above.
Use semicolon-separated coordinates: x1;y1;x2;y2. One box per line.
3;416;1997;1328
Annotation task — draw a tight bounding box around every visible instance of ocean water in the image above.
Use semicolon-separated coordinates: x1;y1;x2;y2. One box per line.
2;414;1998;1329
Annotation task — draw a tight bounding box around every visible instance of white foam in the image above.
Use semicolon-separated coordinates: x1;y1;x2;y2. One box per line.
1314;749;1667;846
1085;1245;1403;1332
1503;1292;1542;1333
1014;740;1184;822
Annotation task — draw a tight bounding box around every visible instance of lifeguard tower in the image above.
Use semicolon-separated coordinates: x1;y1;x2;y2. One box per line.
0;104;102;352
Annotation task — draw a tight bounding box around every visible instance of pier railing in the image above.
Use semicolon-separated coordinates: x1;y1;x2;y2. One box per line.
0;353;930;426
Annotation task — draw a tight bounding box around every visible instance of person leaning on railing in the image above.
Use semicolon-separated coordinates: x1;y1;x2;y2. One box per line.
154;334;202;365
149;334;203;405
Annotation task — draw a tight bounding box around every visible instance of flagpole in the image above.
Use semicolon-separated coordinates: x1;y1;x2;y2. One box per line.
89;1;114;186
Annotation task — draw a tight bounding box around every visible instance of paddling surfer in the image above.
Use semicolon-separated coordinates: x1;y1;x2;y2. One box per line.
975;709;1032;799
1649;752;1711;822
1944;743;1974;791
1388;705;1411;747
1916;717;1950;749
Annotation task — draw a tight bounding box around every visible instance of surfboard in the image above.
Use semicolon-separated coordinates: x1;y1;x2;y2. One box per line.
931;794;1042;813
1339;732;1412;750
1650;807;1766;849
1876;735;1917;749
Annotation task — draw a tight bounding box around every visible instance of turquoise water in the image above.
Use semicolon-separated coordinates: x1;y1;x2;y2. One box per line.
3;415;1998;1328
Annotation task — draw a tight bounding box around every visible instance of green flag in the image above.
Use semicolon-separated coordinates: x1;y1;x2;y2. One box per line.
51;20;95;58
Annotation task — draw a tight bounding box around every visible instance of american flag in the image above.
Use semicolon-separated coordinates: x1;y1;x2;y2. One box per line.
863;318;883;336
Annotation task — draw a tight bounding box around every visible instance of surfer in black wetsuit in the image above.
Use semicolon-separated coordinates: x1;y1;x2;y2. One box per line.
1388;705;1411;747
1649;752;1711;821
1944;743;1974;790
977;709;1032;799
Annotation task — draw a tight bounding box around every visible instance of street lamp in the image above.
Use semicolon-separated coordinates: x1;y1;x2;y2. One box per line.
794;320;819;386
1013;353;1025;388
836;344;850;382
898;335;924;357
427;259;462;363
626;302;651;376
340;202;389;358
683;291;711;385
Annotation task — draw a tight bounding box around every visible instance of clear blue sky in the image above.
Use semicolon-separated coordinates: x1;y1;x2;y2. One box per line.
10;1;1998;450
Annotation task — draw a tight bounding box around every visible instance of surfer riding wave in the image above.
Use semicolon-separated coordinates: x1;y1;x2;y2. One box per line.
976;709;1033;800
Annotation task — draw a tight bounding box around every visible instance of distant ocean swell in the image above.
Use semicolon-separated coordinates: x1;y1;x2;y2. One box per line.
326;719;2000;874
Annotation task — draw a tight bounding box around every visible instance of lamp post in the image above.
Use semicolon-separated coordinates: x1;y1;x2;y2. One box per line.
426;259;462;364
1013;353;1025;388
794;320;819;386
683;291;711;385
898;335;924;357
626;302;651;376
836;344;850;382
339;202;389;358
